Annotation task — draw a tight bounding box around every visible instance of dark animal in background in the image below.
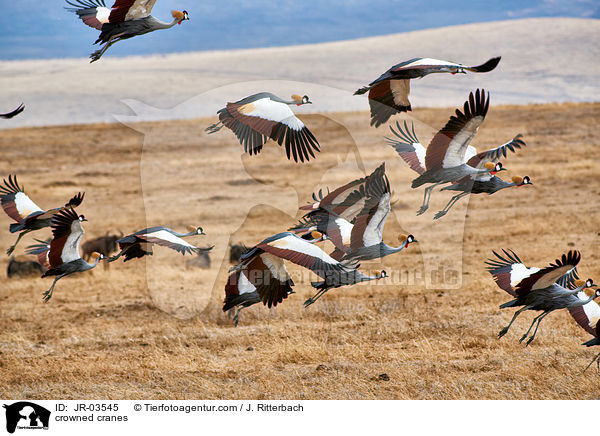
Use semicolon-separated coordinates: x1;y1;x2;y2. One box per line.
81;232;122;269
229;244;247;264
7;256;44;278
185;251;211;269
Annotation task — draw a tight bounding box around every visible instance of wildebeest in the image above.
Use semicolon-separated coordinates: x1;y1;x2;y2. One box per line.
185;251;211;269
7;256;44;278
229;243;247;264
81;232;122;269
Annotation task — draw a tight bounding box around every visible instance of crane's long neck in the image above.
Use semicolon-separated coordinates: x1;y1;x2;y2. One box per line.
86;257;102;270
154;17;179;30
491;180;516;194
174;231;196;238
571;291;597;306
386;240;408;254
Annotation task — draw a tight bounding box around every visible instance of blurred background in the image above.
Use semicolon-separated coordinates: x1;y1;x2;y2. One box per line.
0;0;598;60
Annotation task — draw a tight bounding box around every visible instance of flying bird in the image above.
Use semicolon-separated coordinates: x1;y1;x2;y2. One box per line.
568;289;600;371
291;163;417;262
486;249;598;345
27;208;105;302
354;56;500;127
435;175;532;219
108;226;212;262
0;103;24;119
206;93;320;163
0;175;84;255
66;0;189;63
228;231;386;314
224;231;328;325
386;121;529;218
386;90;508;215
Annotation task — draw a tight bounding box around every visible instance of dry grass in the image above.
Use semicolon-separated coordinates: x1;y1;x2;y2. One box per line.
0;102;599;399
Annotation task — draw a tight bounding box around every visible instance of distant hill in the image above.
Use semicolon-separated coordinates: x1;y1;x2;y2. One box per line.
0;0;598;60
0;18;598;127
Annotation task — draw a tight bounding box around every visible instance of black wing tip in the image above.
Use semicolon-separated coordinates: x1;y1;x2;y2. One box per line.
471;57;501;73
0;103;25;119
354;86;370;95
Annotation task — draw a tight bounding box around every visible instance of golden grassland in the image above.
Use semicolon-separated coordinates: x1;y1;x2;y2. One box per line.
0;102;599;399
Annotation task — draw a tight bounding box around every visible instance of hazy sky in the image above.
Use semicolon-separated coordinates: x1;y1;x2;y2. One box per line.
0;0;597;60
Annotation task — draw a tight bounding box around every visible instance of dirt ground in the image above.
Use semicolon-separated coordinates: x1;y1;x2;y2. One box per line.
0;102;599;400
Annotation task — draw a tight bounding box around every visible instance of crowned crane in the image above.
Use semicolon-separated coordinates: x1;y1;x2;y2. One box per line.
486;249;598;345
385;90;507;215
354;57;500;127
228;231;386;312
0;175;84;255
291;163;417;262
388;121;530;219
224;231;328;325
27;208;105;302
0;104;24;119
434;175;532;219
108;226;212;262
291;164;391;259
65;0;189;63
567;289;600;371
206;93;320;163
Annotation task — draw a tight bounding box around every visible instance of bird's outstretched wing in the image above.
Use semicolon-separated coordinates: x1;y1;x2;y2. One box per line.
301;163;386;225
568;291;600;337
26;239;51;269
466;135;525;169
425;89;489;171
349;169;391;250
108;0;157;22
485;249;540;297
65;0;111;29
0;103;25;119
49;208;85;267
223;97;320;163
387;57;501;78
0;175;43;224
135;227;212;255
515;250;581;295
386;121;426;175
257;232;353;281
224;255;294;311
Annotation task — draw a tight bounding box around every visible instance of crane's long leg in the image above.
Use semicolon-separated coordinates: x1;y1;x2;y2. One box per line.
6;230;31;255
498;305;530;339
304;288;329;308
232;308;242;327
434;192;468;220
106;250;124;263
42;275;65;303
519;311;547;343
90;36;121;63
524;311;551;346
583;352;600;373
417;182;443;216
205;121;224;134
